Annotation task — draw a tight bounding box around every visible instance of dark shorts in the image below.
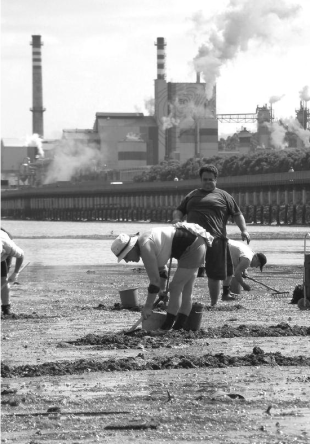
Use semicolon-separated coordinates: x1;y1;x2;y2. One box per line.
205;238;233;280
1;261;8;278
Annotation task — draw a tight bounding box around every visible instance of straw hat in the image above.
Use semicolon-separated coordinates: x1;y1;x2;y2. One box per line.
111;233;139;262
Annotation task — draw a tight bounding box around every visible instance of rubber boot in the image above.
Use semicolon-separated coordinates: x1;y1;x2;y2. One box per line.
197;267;206;278
151;312;176;336
172;313;188;330
2;304;12;316
221;286;236;301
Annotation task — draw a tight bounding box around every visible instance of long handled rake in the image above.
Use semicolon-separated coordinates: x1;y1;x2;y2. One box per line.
246;275;289;296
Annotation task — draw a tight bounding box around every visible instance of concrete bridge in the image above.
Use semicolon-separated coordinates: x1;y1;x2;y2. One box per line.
1;170;310;225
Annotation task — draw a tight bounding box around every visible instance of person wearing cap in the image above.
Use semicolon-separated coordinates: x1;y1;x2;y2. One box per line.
1;227;25;316
222;239;267;296
111;224;212;333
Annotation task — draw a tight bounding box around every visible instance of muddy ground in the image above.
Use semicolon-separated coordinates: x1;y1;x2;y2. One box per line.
1;263;310;444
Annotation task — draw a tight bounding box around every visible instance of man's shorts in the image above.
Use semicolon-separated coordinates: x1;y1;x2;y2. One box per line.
205;238;233;280
177;236;206;269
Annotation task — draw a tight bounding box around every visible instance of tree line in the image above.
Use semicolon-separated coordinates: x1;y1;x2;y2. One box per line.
133;148;310;182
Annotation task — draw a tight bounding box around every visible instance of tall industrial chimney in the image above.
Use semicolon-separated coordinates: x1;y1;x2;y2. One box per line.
30;35;45;137
155;37;166;79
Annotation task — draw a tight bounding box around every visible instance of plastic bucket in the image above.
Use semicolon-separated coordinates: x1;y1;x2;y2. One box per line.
230;277;241;294
142;311;166;331
119;288;139;308
184;302;204;331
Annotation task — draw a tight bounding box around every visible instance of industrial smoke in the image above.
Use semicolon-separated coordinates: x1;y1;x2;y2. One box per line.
43;141;104;185
25;134;44;158
191;0;301;99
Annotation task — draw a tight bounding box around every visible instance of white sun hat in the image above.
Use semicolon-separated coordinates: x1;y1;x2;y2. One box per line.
111;233;139;262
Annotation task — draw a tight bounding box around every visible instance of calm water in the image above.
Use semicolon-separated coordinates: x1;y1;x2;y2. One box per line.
1;220;310;267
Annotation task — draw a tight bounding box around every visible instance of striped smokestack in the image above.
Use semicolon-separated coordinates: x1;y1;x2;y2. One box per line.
155;37;166;79
30;35;45;137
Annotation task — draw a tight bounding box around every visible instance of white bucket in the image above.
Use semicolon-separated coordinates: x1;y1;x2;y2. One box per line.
142;311;166;331
119;288;139;308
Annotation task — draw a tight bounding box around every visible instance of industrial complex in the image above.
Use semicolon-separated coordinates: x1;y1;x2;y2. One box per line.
1;35;310;188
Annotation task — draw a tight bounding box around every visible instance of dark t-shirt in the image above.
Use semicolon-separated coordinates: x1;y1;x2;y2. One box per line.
176;188;241;238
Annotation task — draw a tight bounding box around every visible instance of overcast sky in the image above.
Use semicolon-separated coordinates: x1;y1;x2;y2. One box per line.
1;0;309;140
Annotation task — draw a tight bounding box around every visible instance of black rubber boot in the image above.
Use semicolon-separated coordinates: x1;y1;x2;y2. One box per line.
197;267;206;278
172;313;188;330
222;285;230;296
2;304;12;316
221;294;236;302
151;312;176;336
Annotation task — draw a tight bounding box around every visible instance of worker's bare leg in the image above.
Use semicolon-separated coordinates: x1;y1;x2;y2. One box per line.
1;277;10;305
167;268;196;315
208;278;221;306
179;272;197;316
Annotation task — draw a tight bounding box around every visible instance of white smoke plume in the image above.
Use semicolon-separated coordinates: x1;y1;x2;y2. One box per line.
43;140;104;185
25;133;44;158
264;121;287;149
191;0;301;99
144;97;155;116
299;85;310;102
162;98;214;131
162;114;180;131
269;94;285;104
283;117;310;147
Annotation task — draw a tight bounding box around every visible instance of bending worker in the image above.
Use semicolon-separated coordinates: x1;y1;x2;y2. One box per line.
223;239;267;296
111;223;213;333
172;164;250;307
1;228;25;316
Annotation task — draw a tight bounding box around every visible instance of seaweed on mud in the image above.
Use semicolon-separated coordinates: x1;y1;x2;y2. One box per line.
1;313;56;320
204;304;245;311
2;348;310;378
93;303;142;312
67;323;310;350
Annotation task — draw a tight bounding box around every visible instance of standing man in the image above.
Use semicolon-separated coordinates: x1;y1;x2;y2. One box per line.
172;164;250;306
223;239;267;296
1;228;25;316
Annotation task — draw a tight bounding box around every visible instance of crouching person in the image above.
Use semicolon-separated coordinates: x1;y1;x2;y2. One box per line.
111;224;212;334
1;228;25;316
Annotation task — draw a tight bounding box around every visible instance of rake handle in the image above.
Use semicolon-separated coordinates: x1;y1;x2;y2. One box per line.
246;275;279;292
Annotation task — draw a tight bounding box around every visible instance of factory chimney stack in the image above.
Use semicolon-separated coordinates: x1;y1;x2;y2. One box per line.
155;37;166;79
30;35;45;137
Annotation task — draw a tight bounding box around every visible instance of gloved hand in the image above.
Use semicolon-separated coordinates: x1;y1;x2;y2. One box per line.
243;283;251;291
8;272;19;283
142;305;153;320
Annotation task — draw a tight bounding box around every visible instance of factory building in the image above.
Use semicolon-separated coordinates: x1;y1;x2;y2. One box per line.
1;35;309;188
63;37;218;175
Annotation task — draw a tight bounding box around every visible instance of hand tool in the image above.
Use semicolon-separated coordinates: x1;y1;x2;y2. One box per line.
246;275;289;295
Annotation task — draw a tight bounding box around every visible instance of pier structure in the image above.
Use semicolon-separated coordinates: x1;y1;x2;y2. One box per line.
1;171;310;225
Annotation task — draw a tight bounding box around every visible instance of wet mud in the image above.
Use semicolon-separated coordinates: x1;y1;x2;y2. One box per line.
1;263;310;443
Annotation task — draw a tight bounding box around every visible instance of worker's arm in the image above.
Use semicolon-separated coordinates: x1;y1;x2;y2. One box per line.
159;266;168;292
233;214;250;244
234;258;251;290
8;254;25;282
140;243;162;319
172;209;184;224
3;238;24;282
